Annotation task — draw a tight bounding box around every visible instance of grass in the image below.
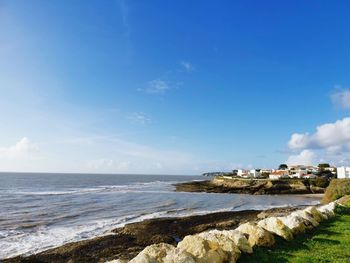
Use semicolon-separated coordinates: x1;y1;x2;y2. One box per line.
238;206;350;263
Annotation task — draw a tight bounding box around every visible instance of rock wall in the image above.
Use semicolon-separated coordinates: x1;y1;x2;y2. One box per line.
107;202;338;263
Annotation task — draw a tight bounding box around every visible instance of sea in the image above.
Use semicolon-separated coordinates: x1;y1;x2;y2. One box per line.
0;172;322;259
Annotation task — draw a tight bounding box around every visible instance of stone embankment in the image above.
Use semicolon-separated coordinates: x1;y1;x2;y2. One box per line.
107;202;337;263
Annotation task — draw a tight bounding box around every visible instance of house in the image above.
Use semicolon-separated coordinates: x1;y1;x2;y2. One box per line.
302;174;317;179
249;169;261;178
260;169;273;174
290;170;307;178
233;169;249;177
337;166;350;179
324;166;337;174
269;170;290;180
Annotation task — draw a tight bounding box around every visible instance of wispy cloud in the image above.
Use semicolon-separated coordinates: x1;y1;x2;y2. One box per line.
128;112;152;124
143;79;170;94
180;61;194;72
330;86;350;109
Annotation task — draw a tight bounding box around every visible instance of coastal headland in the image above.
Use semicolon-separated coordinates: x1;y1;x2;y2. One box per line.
175;177;326;195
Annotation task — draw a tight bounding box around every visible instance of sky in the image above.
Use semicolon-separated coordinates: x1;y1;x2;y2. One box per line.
1;0;350;175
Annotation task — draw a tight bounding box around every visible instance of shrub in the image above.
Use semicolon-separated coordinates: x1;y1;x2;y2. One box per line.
322;179;350;204
314;177;329;188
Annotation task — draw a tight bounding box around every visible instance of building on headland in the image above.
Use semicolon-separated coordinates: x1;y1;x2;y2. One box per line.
249;169;261;178
337;166;350;179
269;170;290;180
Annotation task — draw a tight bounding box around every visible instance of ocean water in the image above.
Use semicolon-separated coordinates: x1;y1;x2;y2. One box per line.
0;172;321;259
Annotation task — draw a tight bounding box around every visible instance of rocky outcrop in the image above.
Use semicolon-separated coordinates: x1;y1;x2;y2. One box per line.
175;178;326;195
112;202;338;263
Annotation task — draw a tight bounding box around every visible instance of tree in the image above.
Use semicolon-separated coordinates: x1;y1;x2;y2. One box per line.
318;163;330;171
278;164;288;170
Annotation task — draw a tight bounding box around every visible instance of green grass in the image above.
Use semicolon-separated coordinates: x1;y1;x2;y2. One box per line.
238;206;350;263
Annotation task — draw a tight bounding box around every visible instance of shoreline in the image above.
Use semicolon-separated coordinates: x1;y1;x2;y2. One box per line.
4;203;320;263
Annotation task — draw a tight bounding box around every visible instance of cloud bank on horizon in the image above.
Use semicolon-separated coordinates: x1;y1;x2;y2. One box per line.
1;1;350;173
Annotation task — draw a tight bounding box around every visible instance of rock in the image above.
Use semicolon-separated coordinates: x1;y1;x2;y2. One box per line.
177;235;227;263
236;222;275;247
204;229;252;254
140;243;175;262
106;260;128;263
278;214;307;234
163;247;196;263
129;253;159;263
198;231;241;262
291;210;319;227
303;206;325;222
318;202;336;219
257;217;293;241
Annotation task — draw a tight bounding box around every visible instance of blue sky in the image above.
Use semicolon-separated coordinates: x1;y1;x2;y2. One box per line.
1;0;350;174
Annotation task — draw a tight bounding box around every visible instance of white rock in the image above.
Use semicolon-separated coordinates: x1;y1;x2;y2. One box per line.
204;229;252;254
236;222;275;247
177;235;227;263
105;260;128;263
318;202;336;219
304;206;325;222
258;217;293;241
198;231;241;262
291;210;319;227
278;214;307;234
163;247;196;263
140;243;175;262
129;253;159;263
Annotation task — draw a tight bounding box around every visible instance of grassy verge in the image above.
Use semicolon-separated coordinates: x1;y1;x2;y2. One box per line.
238;206;350;263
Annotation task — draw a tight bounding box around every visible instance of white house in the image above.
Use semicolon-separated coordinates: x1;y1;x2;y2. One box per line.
269;170;290;180
249;169;261;178
337;166;350;179
290;170;307;178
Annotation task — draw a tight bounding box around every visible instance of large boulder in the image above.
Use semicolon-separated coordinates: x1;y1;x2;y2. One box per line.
139;243;176;262
304;206;325;222
198;231;241;262
278;214;307;234
129;253;159;263
205;229;252;254
257;217;293;241
318;202;336;219
236;222;275;247
291;210;319;227
177;235;227;263
163;247;196;263
105;260;128;263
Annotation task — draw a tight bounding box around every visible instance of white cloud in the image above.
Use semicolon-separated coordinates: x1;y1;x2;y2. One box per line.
145;79;170;94
128;112;152;124
286;149;317;166
331;88;350;109
180;61;194;72
286;117;350;166
287;117;350;152
0;137;38;159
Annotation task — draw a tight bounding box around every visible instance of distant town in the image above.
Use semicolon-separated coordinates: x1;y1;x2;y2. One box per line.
203;164;350;180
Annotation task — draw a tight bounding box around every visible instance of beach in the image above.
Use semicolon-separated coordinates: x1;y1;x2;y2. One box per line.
0;173;322;262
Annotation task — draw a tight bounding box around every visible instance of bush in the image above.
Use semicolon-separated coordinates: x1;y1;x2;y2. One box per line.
314;177;329;188
322;179;350;204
